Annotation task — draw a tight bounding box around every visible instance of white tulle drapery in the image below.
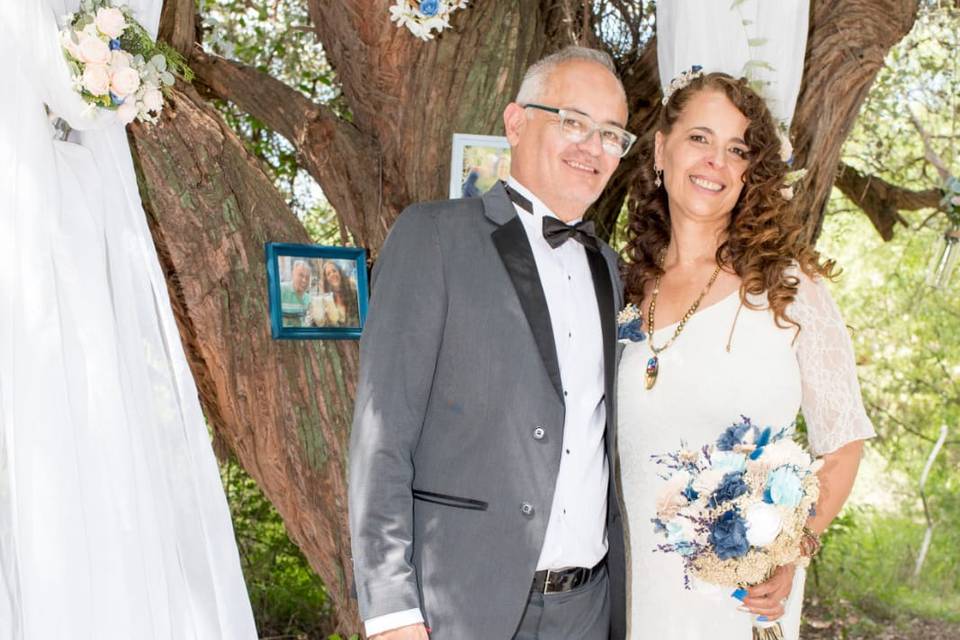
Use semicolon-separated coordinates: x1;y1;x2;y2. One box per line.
656;0;809;128
0;1;257;638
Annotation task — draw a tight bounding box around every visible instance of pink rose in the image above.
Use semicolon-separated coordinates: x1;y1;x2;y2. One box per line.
77;32;110;65
110;67;141;98
117;101;139;125
109;50;131;70
95;7;127;39
81;64;111;96
142;88;164;113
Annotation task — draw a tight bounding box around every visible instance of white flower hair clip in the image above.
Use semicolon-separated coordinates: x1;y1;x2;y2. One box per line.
661;65;704;106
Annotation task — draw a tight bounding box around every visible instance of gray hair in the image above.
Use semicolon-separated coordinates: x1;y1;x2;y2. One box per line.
515;46;624;105
291;259;312;275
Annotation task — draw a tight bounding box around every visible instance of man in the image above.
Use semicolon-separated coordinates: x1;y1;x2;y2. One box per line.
349;46;636;640
280;260;312;327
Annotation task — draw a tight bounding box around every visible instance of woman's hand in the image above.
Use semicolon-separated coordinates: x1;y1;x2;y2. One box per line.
741;563;796;621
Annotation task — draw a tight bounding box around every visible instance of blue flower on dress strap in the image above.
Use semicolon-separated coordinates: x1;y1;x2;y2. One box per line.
617;303;646;343
418;0;440;16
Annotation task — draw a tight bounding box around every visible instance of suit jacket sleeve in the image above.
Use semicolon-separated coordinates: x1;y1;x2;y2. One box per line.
349;205;447;620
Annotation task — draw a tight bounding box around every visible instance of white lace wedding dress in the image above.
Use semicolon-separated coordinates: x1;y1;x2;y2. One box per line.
617;272;875;639
0;1;257;638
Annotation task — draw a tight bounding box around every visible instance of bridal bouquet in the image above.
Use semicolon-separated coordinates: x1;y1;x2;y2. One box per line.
59;0;192;124
651;416;822;639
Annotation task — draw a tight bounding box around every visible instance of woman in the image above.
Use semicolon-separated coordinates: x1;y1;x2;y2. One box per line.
317;259;359;327
617;72;875;639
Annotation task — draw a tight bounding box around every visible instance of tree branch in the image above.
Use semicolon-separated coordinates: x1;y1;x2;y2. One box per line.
833;162;940;240
157;0;196;57
190;50;380;244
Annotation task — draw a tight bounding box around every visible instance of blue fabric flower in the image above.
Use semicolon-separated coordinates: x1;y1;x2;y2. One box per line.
109;92;124;106
716;421;752;451
419;0;440;16
617;317;646;343
709;509;749;560
711;451;746;474
764;467;804;507
109;38;122;51
709;471;749;508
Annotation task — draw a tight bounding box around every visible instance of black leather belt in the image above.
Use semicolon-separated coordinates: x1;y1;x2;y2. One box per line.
531;559;605;594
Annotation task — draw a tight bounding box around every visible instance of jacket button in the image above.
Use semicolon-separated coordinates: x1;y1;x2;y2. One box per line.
532;427;545;440
520;502;534;516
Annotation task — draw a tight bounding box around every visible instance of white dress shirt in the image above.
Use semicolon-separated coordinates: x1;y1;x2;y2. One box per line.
364;178;609;636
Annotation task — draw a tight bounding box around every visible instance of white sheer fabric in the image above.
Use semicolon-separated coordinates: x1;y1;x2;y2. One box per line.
0;1;257;638
656;0;809;127
617;272;875;639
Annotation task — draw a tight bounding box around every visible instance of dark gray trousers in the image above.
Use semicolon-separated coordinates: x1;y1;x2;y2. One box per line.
512;566;610;640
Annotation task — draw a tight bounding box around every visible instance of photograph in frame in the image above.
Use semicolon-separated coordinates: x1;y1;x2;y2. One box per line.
265;242;369;340
449;133;511;199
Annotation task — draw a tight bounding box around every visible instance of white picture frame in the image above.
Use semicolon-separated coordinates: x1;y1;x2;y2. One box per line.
449;133;512;199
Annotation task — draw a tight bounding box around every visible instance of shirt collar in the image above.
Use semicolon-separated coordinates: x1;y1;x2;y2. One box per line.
506;176;582;224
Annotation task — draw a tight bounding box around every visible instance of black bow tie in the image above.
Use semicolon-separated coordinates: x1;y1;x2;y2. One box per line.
502;181;599;252
541;217;599;252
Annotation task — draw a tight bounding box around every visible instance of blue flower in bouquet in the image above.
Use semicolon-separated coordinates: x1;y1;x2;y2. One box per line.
665;521;696;556
419;0;440;16
764;467;804;507
709;471;749;508
709;508;749;560
617;304;646;343
682;483;699;502
109;38;122;51
716;420;753;451
711;451;746;474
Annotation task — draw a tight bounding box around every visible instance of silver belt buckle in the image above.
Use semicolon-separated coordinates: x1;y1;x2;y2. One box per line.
542;568;554;594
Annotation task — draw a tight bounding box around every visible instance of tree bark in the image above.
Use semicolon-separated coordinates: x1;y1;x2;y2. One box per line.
127;85;360;634
133;0;923;633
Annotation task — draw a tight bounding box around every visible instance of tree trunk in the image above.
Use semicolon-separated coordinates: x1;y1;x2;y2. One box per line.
127;86;360;633
131;0;921;633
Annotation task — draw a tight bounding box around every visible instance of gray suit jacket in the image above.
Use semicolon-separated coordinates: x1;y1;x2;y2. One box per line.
349;183;626;639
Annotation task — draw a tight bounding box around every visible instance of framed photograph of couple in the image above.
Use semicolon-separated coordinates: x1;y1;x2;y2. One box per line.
449;133;511;199
265;243;369;340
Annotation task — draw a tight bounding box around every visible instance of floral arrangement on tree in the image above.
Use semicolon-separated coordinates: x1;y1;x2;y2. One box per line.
389;0;469;41
651;416;821;639
59;0;192;124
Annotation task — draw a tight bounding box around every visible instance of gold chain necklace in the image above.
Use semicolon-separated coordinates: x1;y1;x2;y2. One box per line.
645;258;722;390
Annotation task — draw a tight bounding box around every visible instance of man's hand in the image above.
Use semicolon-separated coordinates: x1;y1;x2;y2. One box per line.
741;563;796;621
370;623;429;640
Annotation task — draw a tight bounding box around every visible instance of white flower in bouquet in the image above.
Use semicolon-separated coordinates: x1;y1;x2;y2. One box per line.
110;67;141;99
692;468;726;497
116;100;139;125
744;502;782;547
94;6;127;39
78;32;111;65
60;30;83;60
81;64;111;96
109;49;130;70
142;87;164;113
757;439;810;470
656;470;690;519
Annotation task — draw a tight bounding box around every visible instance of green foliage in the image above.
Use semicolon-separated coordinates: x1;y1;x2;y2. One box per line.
221;458;336;639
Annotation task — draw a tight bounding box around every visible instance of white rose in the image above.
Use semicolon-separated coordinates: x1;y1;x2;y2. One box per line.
109;50;131;70
744;502;782;548
81;63;111;96
691;468;726;497
142;87;164;113
77;32;110;65
95;7;127;39
759;440;810;470
117;101;139;125
60;30;82;60
110;67;141;98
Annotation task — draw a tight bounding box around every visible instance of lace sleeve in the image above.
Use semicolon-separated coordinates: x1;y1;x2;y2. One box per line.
791;271;876;456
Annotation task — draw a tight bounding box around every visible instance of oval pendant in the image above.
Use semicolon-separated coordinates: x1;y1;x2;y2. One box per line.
645;356;659;390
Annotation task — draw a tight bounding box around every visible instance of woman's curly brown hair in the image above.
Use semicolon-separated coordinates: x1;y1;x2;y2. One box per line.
622;72;834;329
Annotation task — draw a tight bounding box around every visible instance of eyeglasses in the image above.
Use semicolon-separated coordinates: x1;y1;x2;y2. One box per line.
521;103;637;158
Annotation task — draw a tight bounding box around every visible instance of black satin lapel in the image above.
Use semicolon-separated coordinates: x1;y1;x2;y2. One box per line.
586;250;616;426
491;217;564;401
